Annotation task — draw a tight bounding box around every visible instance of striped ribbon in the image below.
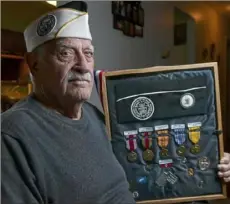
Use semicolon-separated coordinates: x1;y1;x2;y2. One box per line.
94;70;105;108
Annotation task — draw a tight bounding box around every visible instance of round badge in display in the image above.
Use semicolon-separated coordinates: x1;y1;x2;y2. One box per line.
180;93;195;109
131;97;155;121
37;14;57;36
198;156;210;170
127;151;137;162
132;191;139;199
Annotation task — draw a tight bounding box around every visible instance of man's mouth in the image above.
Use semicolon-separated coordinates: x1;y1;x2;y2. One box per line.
68;72;91;83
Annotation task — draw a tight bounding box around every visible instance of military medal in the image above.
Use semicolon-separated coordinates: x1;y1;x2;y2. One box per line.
127;151;137;162
188;168;194;176
139;127;154;162
171;124;186;156
188;122;202;154
156;125;170;157
124;130;138;162
198;156;210;170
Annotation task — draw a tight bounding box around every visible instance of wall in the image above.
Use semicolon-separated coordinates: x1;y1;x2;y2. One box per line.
194;9;230;138
1;1;54;32
170;8;196;65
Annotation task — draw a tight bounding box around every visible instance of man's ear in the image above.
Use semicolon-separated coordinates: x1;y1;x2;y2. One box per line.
24;52;39;77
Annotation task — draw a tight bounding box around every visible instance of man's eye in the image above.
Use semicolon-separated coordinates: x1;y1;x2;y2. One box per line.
84;50;94;58
61;50;73;57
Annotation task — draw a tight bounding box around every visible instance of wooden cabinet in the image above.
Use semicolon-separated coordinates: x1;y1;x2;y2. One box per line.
1;29;32;112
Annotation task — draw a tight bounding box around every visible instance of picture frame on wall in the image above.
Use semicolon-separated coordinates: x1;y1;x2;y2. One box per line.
112;1;120;15
132;3;138;24
125;2;133;21
123;20;135;37
113;15;124;31
174;23;187;46
138;4;144;26
112;1;144;38
135;25;143;37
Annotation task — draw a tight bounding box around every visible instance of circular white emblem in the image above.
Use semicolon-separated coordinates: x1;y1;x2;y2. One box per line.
198;156;210;171
132;191;139;199
37;14;56;36
131;97;154;120
180;93;195;109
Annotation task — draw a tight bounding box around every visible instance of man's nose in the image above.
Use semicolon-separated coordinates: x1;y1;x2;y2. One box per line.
72;52;88;73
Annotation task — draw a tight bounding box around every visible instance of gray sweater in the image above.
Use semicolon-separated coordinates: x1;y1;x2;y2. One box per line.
1;95;135;204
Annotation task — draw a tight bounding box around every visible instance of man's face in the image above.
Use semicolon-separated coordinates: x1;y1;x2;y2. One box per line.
34;38;94;104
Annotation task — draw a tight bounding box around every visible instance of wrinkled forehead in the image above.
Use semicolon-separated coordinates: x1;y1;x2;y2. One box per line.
42;37;94;51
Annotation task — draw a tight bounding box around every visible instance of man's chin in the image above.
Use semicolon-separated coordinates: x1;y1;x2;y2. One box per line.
68;90;92;102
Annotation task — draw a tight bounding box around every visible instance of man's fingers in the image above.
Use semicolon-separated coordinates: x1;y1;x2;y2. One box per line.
218;172;224;177
218;164;230;172
220;158;229;164
223;177;230;183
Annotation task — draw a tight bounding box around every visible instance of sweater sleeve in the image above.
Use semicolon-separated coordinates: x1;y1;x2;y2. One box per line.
1;133;43;204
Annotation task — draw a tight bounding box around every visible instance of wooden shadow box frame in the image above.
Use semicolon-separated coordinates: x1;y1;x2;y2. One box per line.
101;62;227;204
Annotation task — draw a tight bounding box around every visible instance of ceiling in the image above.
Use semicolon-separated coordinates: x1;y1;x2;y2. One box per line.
174;1;230;21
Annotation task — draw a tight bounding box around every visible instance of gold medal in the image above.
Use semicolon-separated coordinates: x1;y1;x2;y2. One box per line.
176;145;186;156
141;129;154;162
157;136;169;157
160;148;168;157
188;125;201;154
127;151;137;162
143;149;154;162
190;144;200;154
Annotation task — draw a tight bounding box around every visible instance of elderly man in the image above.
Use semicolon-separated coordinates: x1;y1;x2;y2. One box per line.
1;7;135;204
1;4;230;204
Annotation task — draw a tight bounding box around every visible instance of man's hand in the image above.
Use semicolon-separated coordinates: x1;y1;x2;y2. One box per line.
218;152;230;182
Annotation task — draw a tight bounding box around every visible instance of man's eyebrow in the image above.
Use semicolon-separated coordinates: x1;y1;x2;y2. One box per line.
84;46;94;52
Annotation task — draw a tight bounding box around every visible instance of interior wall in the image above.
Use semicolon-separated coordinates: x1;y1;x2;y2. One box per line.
170;8;196;65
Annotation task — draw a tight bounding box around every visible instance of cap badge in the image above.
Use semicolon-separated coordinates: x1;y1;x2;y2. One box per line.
180;93;195;109
37;14;56;36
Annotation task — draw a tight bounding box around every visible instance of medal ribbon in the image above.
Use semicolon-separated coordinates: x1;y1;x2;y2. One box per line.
94;70;105;108
143;132;151;149
174;128;186;145
126;135;137;151
188;126;201;144
156;129;169;149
